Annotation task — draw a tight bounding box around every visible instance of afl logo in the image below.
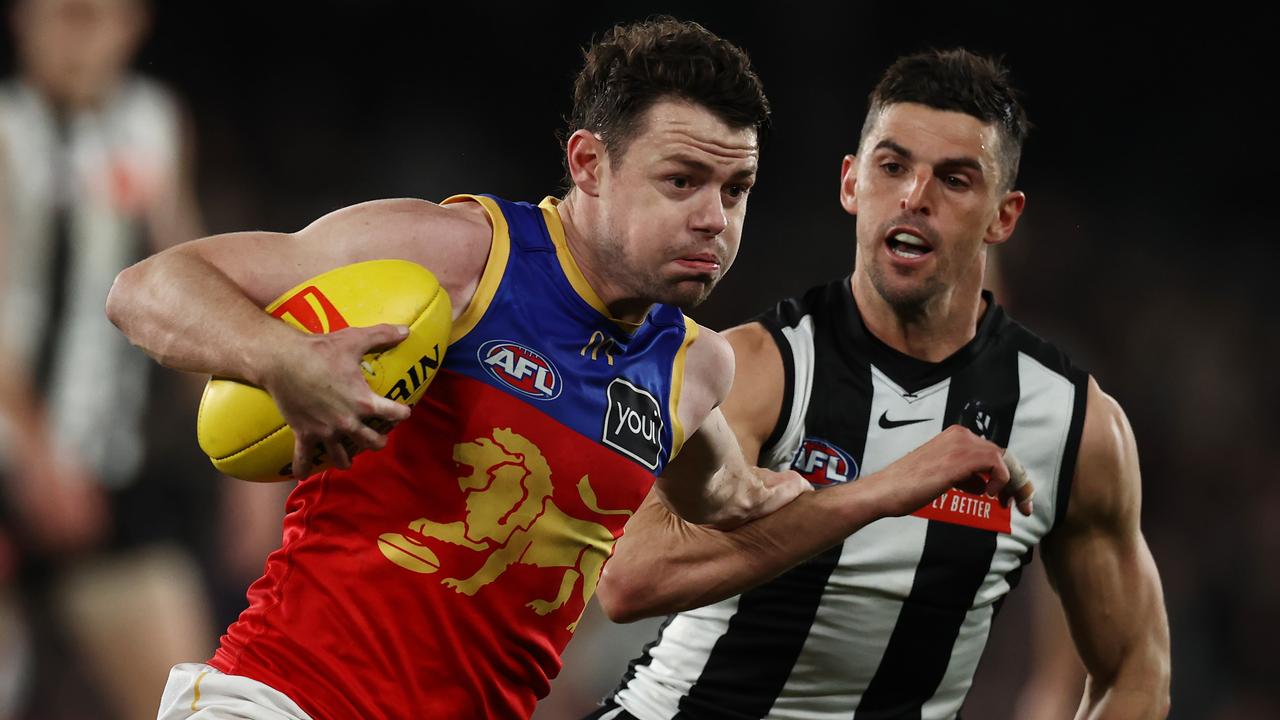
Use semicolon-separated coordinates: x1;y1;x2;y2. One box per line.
790;437;858;487
477;340;562;401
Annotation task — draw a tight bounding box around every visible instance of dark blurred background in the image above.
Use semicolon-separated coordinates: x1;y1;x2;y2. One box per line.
0;1;1274;718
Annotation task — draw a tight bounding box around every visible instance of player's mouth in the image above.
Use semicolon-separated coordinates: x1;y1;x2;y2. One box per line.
674;252;721;273
883;227;934;263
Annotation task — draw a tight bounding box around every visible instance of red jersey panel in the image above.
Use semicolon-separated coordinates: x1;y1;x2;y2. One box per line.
213;372;656;719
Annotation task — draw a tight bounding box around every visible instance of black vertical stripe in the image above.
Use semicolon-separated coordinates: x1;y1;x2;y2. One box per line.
34;111;73;397
855;341;1021;719
992;547;1033;617
675;304;873;719
756;319;795;462
1052;369;1089;529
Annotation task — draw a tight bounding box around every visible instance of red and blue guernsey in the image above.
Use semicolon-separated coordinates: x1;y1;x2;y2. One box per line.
210;195;699;719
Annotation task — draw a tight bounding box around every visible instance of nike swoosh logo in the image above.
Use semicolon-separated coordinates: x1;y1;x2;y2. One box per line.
878;410;933;429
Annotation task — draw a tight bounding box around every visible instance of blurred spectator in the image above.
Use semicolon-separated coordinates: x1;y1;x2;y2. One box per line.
0;1;224;717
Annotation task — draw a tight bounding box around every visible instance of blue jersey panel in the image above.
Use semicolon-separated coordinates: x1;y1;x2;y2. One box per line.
442;195;690;475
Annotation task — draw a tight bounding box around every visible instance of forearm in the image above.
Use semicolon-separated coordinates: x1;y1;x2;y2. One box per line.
601;479;887;621
1076;581;1171;719
1077;662;1171;720
106;243;296;383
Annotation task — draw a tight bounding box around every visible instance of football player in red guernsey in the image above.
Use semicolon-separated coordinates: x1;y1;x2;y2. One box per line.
108;18;1026;720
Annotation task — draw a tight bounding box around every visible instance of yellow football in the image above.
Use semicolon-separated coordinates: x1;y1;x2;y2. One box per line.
196;260;451;482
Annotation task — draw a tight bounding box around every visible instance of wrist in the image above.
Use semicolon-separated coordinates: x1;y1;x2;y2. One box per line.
842;471;894;522
243;324;307;389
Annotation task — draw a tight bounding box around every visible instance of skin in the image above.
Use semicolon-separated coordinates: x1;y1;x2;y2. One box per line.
559;100;757;318
598;102;1170;718
106;97;808;529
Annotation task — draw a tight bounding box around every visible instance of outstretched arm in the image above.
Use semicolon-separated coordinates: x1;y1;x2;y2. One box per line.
1042;378;1171;719
599;322;1027;622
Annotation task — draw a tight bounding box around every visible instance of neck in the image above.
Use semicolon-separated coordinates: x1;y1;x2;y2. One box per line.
555;191;651;327
850;264;988;363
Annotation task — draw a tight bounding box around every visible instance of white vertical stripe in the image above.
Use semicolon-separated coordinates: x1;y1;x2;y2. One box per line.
615;596;742;720
763;315;816;470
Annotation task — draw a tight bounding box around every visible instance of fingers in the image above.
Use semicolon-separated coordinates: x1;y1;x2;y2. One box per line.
326;437;352;471
1002;450;1035;516
351;423;389;452
981;450;1011;501
731;470;812;527
358;323;411;353
292;436;311;481
370;394;413;424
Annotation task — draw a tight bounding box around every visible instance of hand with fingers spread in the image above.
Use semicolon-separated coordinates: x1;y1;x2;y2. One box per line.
258;322;414;480
864;424;1035;518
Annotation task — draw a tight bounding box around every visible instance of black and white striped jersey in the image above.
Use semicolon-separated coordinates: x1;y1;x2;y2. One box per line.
605;277;1089;720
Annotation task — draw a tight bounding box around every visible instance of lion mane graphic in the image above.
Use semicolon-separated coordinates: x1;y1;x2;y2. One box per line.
377;427;632;630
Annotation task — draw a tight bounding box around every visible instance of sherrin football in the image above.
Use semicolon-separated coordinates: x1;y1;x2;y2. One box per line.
196;260;451;481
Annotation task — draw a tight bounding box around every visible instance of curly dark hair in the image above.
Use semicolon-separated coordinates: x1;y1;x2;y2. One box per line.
563;17;770;184
861;49;1031;190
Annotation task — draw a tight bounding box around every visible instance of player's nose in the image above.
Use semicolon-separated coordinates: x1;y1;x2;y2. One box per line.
689;188;728;237
900;169;933;216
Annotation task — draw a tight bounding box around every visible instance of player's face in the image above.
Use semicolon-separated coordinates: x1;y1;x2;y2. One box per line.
842;102;1022;312
13;0;146;108
596;99;758;310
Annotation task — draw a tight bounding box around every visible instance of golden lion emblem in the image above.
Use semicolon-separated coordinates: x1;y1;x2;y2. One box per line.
377;427;632;630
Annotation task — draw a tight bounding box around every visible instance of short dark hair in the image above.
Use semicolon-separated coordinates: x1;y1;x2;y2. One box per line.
860;49;1030;190
564;17;770;184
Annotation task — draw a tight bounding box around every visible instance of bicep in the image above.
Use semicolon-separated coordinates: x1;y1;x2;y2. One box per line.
719;322;786;464
1042;379;1168;680
184;198;493;311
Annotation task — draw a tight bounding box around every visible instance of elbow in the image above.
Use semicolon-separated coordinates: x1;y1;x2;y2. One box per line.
596;567;643;624
105;262;142;331
596;565;673;624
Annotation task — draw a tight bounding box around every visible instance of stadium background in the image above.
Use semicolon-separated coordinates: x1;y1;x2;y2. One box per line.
1;2;1274;717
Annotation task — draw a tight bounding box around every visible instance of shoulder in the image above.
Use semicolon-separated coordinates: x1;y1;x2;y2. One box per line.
1060;376;1141;534
682;320;784;401
721;321;787;459
682;324;735;406
308;198;495;308
297;198;492;261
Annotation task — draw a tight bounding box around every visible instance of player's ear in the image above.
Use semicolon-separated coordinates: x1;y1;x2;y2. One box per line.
566;130;607;198
984;190;1026;246
839;155;859;216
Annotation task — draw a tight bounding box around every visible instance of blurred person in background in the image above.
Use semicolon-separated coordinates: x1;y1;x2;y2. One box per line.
0;1;269;718
584;49;1169;720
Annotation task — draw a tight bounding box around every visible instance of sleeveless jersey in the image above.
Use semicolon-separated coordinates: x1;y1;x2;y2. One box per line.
609;277;1088;720
212;195;699;720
